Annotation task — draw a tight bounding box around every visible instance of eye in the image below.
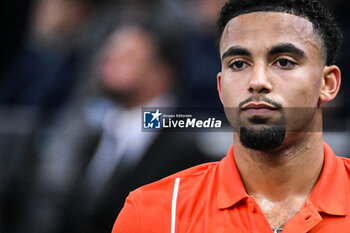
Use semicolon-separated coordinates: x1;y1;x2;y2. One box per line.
229;60;249;70
274;58;297;69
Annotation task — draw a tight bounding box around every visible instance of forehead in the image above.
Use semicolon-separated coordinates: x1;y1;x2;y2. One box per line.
220;12;322;57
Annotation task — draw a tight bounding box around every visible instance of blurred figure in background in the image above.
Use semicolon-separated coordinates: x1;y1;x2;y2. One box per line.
0;1;101;232
21;20;214;233
0;0;98;123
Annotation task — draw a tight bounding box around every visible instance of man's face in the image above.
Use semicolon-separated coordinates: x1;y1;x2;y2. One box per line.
99;27;157;95
217;12;326;150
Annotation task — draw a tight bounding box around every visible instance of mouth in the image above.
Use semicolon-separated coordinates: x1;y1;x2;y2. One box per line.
241;103;279;115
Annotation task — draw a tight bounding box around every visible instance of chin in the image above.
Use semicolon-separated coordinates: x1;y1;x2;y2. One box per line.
239;125;286;151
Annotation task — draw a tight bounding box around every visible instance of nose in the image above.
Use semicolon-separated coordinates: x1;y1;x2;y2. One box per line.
248;64;272;94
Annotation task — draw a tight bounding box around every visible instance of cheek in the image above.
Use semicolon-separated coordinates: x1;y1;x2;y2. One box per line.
275;69;322;107
220;74;248;107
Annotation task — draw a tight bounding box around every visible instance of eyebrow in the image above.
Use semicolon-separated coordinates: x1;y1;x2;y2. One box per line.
268;43;305;58
221;46;251;60
221;43;306;61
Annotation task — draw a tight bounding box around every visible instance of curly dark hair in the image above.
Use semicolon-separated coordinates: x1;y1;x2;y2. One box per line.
216;0;343;65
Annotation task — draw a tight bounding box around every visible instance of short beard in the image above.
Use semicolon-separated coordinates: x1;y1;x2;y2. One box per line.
239;125;286;151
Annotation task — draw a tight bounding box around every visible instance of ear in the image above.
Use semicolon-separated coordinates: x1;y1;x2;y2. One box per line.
217;72;224;104
319;65;341;103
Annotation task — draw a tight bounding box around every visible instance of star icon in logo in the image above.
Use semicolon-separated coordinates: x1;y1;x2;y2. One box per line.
150;109;162;122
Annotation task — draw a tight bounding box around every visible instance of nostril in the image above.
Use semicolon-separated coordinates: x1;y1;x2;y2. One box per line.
249;86;270;94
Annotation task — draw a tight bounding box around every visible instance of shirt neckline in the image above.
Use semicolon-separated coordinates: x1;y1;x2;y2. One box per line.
217;142;349;216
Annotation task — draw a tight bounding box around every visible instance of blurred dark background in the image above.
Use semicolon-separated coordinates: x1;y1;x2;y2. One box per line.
0;0;349;232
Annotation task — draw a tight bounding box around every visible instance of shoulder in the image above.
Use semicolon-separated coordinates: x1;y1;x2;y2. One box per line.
126;161;221;212
112;161;220;233
133;161;220;197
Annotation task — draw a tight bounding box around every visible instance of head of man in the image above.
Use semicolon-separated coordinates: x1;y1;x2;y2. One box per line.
98;24;177;108
216;0;342;151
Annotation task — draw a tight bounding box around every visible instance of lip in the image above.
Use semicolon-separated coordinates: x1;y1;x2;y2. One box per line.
241;103;278;110
241;103;279;115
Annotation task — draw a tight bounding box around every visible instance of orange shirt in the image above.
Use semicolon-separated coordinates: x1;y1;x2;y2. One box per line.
113;142;350;233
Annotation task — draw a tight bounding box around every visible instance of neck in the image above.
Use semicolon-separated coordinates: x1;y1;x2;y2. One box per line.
234;132;324;201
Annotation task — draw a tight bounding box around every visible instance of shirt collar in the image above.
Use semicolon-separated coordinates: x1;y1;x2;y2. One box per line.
217;142;349;216
308;142;349;216
217;145;248;209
